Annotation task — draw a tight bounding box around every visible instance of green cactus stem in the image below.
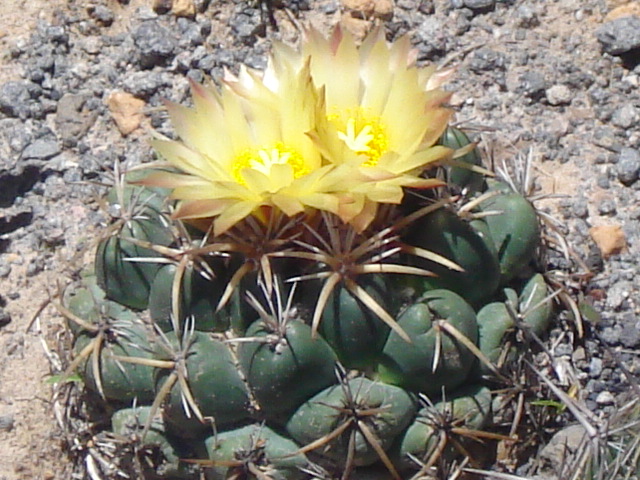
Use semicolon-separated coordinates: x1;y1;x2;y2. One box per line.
377;289;478;395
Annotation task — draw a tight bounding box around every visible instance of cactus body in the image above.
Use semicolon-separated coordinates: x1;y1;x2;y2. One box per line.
148;262;230;332
74;319;156;402
238;319;338;423
318;277;392;370
439;126;485;193
63;269;137;336
405;208;500;306
378;289;478;394
479;183;540;283
287;377;417;466
205;424;308;480
157;331;251;438
393;384;491;471
111;406;199;479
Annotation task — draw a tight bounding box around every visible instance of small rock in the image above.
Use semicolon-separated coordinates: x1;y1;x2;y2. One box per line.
55;93;98;148
341;0;375;16
617;148;640;185
605;281;632;311
340;15;370;41
464;0;495;9
589;224;626;258
612;104;639;129
515;5;539;28
619;318;640;348
0;81;31;118
518;71;546;99
0;414;14;431
605;2;640;22
172;0;196;17
340;0;393;20
572;346;586;363
539;425;588;468
153;0;173;14
468;47;506;72
588;357;603;377
0;308;11;327
122;71;170;99
596;16;640;55
106;92;146;136
597;198;616;215
595;391;615;405
89;5;115;26
21;138;61;160
545;85;572;106
0;264;11;278
132;20;178;68
372;0;394;19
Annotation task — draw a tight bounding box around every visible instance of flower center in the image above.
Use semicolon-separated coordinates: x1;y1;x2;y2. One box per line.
331;109;389;167
232;142;309;186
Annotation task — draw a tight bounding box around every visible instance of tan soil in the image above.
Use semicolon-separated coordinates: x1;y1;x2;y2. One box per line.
0;1;100;479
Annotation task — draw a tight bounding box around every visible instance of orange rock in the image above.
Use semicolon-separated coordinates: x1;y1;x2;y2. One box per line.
373;0;394;19
341;0;376;17
589;224;627;258
106;92;145;136
340;0;394;19
172;0;196;17
340;15;370;41
605;2;640;21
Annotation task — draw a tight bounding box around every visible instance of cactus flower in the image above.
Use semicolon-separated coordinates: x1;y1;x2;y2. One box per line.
144;62;341;236
144;26;455;235
300;27;455;231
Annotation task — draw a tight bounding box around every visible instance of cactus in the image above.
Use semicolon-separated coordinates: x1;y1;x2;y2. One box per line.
377;289;478;395
60;27;555;479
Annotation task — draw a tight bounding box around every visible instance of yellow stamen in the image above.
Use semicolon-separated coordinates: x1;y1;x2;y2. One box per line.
331;109;389;167
232;142;309;186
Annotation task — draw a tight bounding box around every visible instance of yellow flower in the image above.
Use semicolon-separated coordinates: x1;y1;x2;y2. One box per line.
279;27;455;231
143;62;341;236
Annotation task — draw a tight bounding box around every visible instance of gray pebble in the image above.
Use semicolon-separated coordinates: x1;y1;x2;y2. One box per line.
55;93;98;148
515;5;538;28
132;20;178;69
21;138;61;160
572;197;589;218
606;282;632;310
600;324;623;345
619;318;640;348
26;258;44;277
463;0;495;9
518;71;546;99
588;357;603;377
597;198;616;215
90;5;115;26
612;104;639;129
0;414;14;431
617;148;640;186
0;81;31;118
468;47;506;72
545;85;572;106
596;16;640;56
597;175;610;189
595;391;615;405
586;379;606;393
0;264;11;278
0;309;10;327
122;71;170;99
554;343;573;357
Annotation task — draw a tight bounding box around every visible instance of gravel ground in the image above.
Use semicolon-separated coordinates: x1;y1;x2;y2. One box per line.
1;0;640;478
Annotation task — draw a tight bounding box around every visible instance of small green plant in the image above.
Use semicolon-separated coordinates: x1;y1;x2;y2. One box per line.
59;27;555;479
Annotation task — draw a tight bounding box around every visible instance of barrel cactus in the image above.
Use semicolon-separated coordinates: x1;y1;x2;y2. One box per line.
60;26;553;479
